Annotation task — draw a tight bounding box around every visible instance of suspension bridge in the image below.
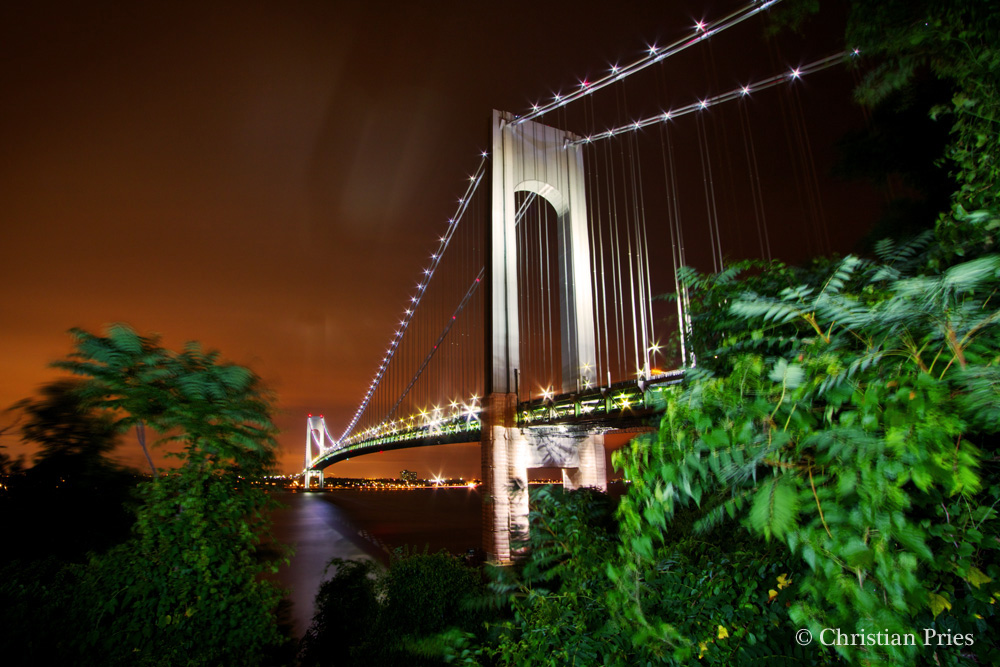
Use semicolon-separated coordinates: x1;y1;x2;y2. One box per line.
302;0;863;562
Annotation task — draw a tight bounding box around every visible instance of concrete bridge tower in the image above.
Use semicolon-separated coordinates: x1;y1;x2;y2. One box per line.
482;110;606;563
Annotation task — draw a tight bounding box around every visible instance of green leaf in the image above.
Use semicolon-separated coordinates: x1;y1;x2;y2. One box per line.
966;566;992;589
748;476;800;540
928;592;952;618
769;359;804;390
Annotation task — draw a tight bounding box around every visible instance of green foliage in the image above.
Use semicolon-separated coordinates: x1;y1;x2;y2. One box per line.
638;524;818;666
478;487;635;666
301;551;487;667
5;325;290;666
54;325;278;474
861;0;1000;263
299;559;380;667
80;468;287;666
672;257;851;375
614;255;1000;666
431;487;810;666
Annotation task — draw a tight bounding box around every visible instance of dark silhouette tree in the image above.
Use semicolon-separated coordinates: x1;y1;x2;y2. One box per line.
17;379;119;480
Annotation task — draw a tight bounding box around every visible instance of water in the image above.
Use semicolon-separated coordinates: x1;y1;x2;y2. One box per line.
268;488;482;638
268;484;628;638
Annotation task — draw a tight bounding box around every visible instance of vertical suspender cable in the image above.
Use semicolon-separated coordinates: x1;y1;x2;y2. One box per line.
631;129;655;375
605;138;626;381
623;130;642;378
696;111;724;273
738;99;772;261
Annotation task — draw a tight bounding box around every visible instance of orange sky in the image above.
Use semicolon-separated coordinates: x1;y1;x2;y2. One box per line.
1;1;874;476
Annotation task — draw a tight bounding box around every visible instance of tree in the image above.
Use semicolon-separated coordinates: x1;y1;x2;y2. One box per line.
5;380;138;561
299;559;380;667
613;252;1000;665
0;418;23;480
16;379;120;479
301;550;488;667
52;325;172;477
43;324;290;666
475;487;639;666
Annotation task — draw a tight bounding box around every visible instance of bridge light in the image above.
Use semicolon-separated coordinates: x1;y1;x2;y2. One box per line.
647;44;658;55
790;68;801;79
740;86;751;96
609;63;620;74
695;20;706;32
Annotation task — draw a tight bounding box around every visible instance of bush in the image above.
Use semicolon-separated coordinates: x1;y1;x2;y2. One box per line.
301;551;487;667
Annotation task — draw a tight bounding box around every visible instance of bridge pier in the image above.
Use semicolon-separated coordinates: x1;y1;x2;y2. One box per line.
561;434;607;492
482;392;608;563
481;393;528;564
304;469;324;490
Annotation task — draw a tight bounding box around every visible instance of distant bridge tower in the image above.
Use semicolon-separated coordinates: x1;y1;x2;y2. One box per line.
483;109;606;563
304;415;329;489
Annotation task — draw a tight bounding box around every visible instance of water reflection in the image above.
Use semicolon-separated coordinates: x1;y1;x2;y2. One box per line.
268;488;483;638
268;492;375;638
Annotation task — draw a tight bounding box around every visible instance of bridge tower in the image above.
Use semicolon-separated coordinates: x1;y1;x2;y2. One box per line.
304;415;326;490
483;109;606;563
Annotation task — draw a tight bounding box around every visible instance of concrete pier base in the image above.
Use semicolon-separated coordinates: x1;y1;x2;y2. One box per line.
482;394;607;563
561;434;607;492
481;393;528;564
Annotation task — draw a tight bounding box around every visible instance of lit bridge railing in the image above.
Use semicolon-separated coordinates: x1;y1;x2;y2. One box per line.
518;370;684;429
308;370;685;471
309;405;483;469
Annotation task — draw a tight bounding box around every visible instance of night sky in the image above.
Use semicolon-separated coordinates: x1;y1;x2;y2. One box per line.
1;0;875;476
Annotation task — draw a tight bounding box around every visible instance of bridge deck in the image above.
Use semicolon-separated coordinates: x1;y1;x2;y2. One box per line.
309;371;683;470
